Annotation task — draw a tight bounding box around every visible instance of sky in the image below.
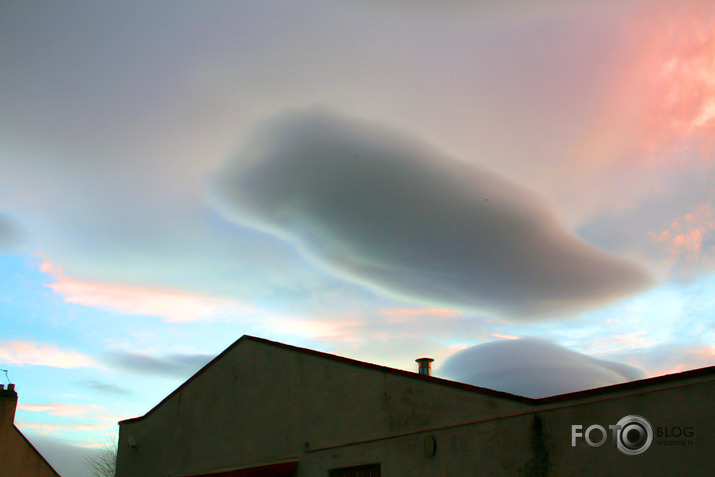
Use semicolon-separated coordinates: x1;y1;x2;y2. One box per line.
1;1;714;475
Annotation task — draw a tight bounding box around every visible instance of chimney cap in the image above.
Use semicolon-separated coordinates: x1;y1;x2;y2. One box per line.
415;357;434;376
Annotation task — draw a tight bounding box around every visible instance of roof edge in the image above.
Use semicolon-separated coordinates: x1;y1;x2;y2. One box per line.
119;335;715;425
532;364;715;404
13;425;62;477
118;335;534;425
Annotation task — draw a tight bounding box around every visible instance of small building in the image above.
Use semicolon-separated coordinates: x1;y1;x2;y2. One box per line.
116;335;714;476
0;384;61;477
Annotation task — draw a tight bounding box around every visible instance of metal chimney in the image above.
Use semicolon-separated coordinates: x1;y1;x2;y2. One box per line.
416;357;434;376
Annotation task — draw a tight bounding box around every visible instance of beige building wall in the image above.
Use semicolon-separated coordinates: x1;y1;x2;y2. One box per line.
0;385;61;477
116;336;715;477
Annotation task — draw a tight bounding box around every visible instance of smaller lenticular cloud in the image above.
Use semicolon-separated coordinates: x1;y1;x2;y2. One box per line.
438;337;646;398
212;109;653;319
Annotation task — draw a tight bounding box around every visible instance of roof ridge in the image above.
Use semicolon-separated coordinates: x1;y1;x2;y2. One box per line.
119;335;715;424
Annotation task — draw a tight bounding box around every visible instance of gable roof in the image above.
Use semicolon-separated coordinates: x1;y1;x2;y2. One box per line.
12;425;62;477
120;335;715;425
1;387;61;477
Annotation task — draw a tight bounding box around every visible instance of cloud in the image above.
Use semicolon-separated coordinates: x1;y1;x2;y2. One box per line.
266;308;473;344
18;403;104;418
0;213;23;252
15;399;125;476
438;337;646;398
578;169;715;279
212;109;653;318
604;342;715;377
0;341;94;369
248;306;487;371
379;307;462;319
105;351;213;378
18;421;108;435
42;261;255;322
24;434;102;477
630;1;715;149
77;380;131;396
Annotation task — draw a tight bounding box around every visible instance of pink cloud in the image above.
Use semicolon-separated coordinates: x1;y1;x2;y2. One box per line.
490;333;521;340
41;261;254;322
621;344;715;378
656;345;715;375
571;1;715;220
622;1;715;153
0;341;94;369
379;307;462;320
263;317;362;341
649;204;715;265
590;331;657;354
16;402;129;440
17;422;108;436
18;403;103;418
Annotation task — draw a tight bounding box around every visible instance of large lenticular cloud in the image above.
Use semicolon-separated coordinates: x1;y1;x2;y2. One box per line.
212;109;652;318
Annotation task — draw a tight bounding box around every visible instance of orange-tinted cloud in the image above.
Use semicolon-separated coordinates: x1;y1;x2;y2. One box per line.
263;317;362;341
611;1;715;159
489;333;521;340
591;331;657;354
655;345;715;375
17;422;108;435
609;342;715;378
379;307;462;320
0;341;94;369
18;403;103;418
649;203;715;264
42;261;254;322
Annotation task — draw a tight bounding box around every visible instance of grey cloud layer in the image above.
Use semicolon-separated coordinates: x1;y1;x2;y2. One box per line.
213;110;652;318
78;379;131;396
0;213;23;252
105;351;214;379
438;338;646;398
27;434;99;477
578;164;715;279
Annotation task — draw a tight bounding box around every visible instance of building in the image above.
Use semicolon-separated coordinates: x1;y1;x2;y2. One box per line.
116;336;714;476
0;384;61;477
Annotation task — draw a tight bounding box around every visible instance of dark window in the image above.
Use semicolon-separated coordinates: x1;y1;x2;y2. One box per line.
181;461;297;477
329;463;381;477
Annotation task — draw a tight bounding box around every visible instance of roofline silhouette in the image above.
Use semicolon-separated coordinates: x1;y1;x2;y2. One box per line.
120;335;715;425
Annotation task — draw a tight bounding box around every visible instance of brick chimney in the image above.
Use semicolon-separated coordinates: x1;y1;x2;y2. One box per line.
1;383;18;428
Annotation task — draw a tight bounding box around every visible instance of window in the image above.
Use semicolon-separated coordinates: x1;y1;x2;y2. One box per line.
328;463;381;477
